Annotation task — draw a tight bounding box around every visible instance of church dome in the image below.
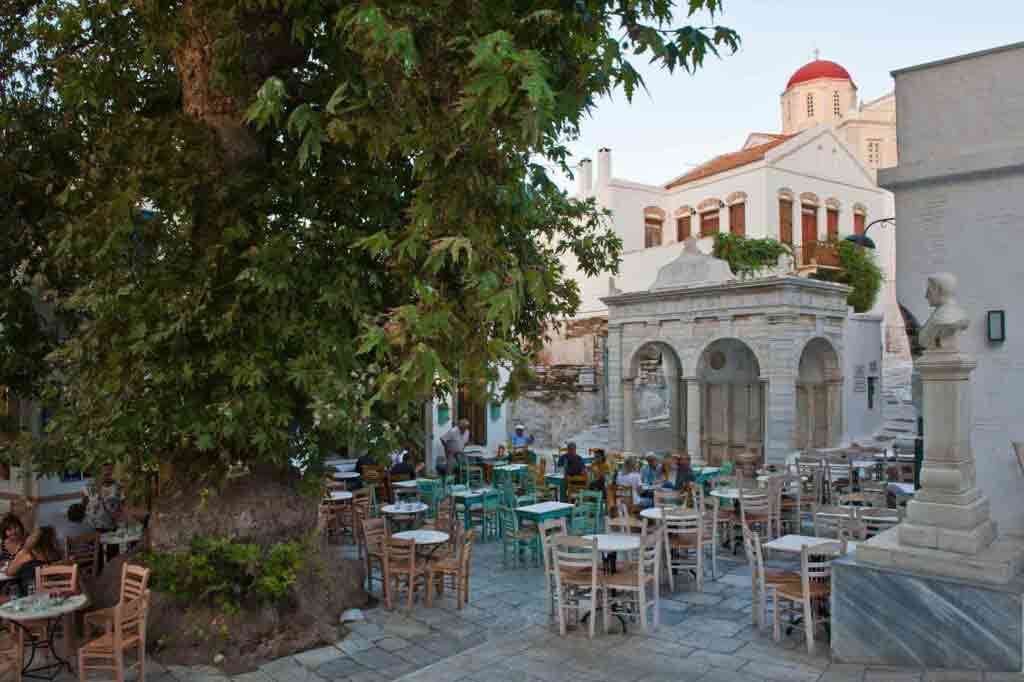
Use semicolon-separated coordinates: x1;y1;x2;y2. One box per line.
786;60;853;89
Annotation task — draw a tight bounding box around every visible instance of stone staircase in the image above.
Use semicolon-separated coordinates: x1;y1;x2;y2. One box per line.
875;357;918;451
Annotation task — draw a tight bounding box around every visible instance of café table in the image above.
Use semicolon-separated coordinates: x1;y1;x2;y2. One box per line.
392;529;450;561
381;502;429;532
450;488;493;531
580;533;641;631
333;462;357;473
710;487;741;501
333;471;360;483
100;527;143;554
493;464;528;487
764;534;858;555
327;490;353;502
515;501;574;526
392;479;421;499
888;482;916;497
0;592;89;678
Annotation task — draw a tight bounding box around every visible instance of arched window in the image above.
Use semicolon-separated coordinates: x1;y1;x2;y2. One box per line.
833;91;841;117
825;198;841;240
644;207;665;248
726;192;747;237
697;199;721;238
806;93;815;118
853;204;868;235
778;189;795;246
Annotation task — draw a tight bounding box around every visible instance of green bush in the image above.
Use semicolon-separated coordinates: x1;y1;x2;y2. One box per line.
812;240;882;313
712;233;792;279
143;535;307;615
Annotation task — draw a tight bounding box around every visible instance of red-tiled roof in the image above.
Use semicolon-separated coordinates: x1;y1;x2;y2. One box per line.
665;135;793;190
786;60;853;89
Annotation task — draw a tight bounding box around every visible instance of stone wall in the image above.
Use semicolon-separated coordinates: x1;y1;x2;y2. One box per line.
509;391;605;449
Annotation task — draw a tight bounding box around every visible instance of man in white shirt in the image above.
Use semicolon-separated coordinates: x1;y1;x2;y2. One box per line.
439;419;471;477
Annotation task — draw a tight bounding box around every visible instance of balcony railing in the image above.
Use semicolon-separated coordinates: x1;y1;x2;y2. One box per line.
799;240;841;269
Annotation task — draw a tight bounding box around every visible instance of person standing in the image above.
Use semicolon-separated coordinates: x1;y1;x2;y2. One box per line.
83;464;123;534
439;419;471;477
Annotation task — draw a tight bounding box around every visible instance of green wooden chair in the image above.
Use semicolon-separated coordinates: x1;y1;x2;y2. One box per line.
465;465;485;489
569;500;601;536
417;478;442;518
574;490;606;532
499;506;539;567
471;490;502;542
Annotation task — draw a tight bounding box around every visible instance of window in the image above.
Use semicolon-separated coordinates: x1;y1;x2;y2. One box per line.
854;212;866;236
806;93;815;118
676;215;691;242
699;209;720;237
867;377;877;410
832;91;841;117
867;139;882;167
827;208;839;240
729;203;746;236
644;217;663;248
779;199;793;245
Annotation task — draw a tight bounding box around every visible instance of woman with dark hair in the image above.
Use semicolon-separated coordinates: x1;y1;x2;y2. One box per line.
6;526;62;596
0;514;26;563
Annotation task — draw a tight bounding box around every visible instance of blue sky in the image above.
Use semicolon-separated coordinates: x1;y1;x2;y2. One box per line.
553;0;1024;191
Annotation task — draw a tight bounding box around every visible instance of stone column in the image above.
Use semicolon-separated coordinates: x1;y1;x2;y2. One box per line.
667;374;681;452
622;377;635;453
898;350;997;554
825;368;844;447
685;378;702;462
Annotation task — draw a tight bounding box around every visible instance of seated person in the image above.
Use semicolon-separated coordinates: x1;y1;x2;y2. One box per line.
616;459;652;509
0;513;25;563
508;424;534;450
390;451;421;478
669;455;697;490
556;442;586;477
354;451;378;475
494;444;508;461
589;451;609;491
7;526;62;597
640;455;661;487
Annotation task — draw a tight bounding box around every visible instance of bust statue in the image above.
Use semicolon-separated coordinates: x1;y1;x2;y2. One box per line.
918;273;969;351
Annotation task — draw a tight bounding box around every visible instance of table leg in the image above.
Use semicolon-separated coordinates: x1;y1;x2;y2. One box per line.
15;616;73;680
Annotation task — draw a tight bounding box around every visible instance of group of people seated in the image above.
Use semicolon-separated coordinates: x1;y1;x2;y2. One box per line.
0;516;63;598
613;453;696;509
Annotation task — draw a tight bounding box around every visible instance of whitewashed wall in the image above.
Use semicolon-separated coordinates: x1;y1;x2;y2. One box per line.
882;42;1024;536
842;312;885;443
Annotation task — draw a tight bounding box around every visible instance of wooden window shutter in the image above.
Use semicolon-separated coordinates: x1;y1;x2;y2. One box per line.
779;199;793;245
676;215;691;241
827;208;839;240
700;210;720;238
729;203;745;236
854;213;866;236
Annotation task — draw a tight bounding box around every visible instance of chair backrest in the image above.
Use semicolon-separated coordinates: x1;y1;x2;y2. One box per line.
459;530;476;570
65;532;100;577
801;541;845;598
498;506;520;538
551;535;599;586
121;564;150;602
361;517;387;551
859;506;902;538
610;484;632;511
510;450;531;465
466;466;484;488
653;489;682;508
565;474;588;501
606;514;645;537
36;563;78;593
352;487;373;521
575;489;604;512
812;504;858;539
701;493;719;539
738;485;770;520
538;518;568;575
636;531;661;584
483;490;502;511
663;508;702;544
384;537;417;573
114;590;149;647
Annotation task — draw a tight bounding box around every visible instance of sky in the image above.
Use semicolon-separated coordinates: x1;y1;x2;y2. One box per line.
553;0;1024;191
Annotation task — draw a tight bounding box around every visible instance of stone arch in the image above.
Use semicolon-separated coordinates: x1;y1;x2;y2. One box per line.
643;206;665;247
697;197;722;212
778;187;795;201
825;197;841;210
796;336;843;449
800;191;820;207
852;203;867;216
643;206;666;220
695;337;765;470
674;205;693;218
726;191;748;206
622;340;685;455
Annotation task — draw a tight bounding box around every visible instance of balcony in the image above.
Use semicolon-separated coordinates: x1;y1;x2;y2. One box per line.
799;240;841;270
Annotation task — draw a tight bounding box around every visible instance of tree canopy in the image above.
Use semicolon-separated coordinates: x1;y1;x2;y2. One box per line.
1;0;738;481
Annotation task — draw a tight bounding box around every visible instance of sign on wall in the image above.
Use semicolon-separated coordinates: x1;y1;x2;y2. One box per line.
854;365;867;392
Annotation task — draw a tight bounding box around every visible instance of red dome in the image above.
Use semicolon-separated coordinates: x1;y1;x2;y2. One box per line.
786;60;853;89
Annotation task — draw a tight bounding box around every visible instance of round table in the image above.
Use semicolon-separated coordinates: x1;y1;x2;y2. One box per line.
381;503;429;532
710;487;741;500
0;593;89;676
392;530;449;545
333;471;359;481
327;490;353;501
100;528;144;554
582;534;641;552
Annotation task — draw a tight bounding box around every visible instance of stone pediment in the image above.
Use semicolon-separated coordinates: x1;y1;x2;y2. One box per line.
649;238;734;291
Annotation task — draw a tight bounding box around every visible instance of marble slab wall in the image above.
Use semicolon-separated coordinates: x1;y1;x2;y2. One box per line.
832;557;1023;672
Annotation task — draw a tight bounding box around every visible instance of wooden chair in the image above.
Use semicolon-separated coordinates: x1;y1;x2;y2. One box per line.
812;504;859;540
701;494;721;580
83;564;149;639
78;591;149;682
609;483;635;517
382;537;426;610
426;530;475;609
361;466;386;508
663;508;703;592
386;473;412;504
777;473;804;535
36;564;78;593
746;528;800;630
351;488;373;557
499;507;538;568
565;474;588;504
551;535;603;639
360;518;388;596
19;564;80;664
737;484;772;540
772;541;845;654
538;518;568;616
65;533;101;580
653;489;682;508
601;531;661;633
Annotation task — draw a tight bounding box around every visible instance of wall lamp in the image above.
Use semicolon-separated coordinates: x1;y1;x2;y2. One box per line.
844;216;895;250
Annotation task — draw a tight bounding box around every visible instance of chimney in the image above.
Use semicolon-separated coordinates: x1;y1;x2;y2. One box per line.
597;147;612;187
577;158;593;197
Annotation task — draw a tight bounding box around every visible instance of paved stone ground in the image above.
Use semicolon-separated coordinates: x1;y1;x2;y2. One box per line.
58;539;1015;682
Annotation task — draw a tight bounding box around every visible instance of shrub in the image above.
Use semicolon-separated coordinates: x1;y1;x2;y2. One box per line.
812;240;882;313
143;535;308;615
712;233;792;279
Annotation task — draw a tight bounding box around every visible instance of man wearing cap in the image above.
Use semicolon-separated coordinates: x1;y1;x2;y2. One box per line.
556;441;586;477
508;423;535;450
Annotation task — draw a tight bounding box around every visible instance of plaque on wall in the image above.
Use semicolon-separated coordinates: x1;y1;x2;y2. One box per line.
854;365;867;392
868;360;878;374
